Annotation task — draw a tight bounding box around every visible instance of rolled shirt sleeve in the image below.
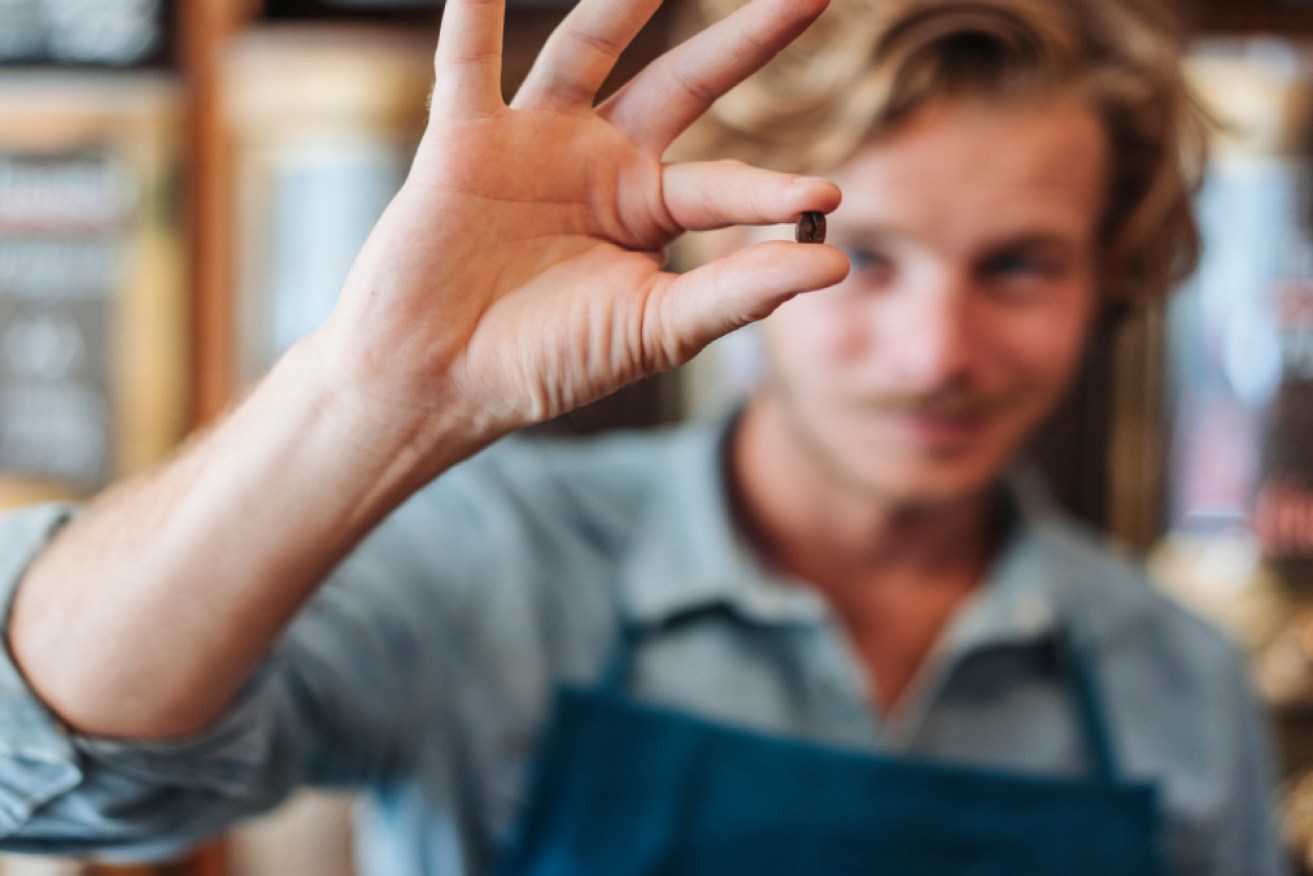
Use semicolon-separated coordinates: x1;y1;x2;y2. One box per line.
0;436;625;870
0;501;328;859
0;504;84;843
0;496;483;861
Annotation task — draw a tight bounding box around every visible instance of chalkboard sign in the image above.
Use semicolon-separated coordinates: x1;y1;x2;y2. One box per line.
0;150;132;488
0;74;186;505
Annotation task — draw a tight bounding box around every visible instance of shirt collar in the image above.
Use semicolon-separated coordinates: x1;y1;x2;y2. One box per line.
618;407;829;627
937;494;1061;655
617;407;1154;652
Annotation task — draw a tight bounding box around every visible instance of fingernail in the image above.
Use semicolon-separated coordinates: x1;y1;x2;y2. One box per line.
792;176;832;186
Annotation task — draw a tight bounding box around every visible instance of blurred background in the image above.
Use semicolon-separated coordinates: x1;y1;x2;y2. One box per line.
4;0;1313;873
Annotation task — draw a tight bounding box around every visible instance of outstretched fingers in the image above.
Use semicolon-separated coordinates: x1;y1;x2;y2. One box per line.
651;240;849;366
512;0;664;111
600;0;830;152
432;0;507;118
663;161;840;231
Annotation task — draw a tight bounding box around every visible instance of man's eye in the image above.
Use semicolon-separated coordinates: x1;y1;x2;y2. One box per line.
982;252;1054;277
842;247;891;275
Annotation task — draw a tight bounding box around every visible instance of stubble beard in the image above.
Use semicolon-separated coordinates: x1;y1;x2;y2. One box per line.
762;376;1021;514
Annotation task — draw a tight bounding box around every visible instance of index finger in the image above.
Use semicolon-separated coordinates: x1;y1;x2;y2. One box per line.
598;0;829;152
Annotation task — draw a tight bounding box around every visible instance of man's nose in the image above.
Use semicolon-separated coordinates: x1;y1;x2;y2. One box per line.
883;276;975;392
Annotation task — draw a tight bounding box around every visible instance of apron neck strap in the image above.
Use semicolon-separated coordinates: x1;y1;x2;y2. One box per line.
598;621;645;694
1052;631;1119;783
599;605;735;694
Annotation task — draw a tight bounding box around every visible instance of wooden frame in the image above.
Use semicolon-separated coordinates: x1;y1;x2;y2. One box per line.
178;0;262;427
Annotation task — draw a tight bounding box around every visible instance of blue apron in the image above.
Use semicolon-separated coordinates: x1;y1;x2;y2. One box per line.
493;613;1164;875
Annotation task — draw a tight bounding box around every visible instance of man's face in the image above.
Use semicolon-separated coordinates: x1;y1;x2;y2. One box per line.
756;98;1107;509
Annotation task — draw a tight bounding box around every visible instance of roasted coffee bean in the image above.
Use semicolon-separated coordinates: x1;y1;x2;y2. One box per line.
795;211;826;244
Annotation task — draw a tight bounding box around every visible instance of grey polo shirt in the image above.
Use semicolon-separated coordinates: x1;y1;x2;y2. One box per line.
0;411;1287;875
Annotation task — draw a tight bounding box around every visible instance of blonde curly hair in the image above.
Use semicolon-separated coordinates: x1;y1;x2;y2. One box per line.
673;0;1209;310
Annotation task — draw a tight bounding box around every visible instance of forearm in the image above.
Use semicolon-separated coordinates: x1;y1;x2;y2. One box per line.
8;337;459;740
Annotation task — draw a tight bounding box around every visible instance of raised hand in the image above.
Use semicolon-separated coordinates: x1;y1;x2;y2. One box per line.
311;0;848;477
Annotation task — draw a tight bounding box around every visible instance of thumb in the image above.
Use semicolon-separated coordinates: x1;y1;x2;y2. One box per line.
650;240;849;367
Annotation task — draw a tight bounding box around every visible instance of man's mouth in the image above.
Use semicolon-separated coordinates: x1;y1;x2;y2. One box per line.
886;409;990;450
848;392;1017;452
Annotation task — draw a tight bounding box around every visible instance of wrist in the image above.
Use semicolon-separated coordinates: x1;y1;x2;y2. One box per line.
287;332;497;494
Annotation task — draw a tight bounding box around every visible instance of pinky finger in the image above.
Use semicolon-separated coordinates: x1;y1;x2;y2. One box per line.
432;0;506;118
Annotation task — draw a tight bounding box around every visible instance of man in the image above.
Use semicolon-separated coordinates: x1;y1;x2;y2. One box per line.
0;0;1285;873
